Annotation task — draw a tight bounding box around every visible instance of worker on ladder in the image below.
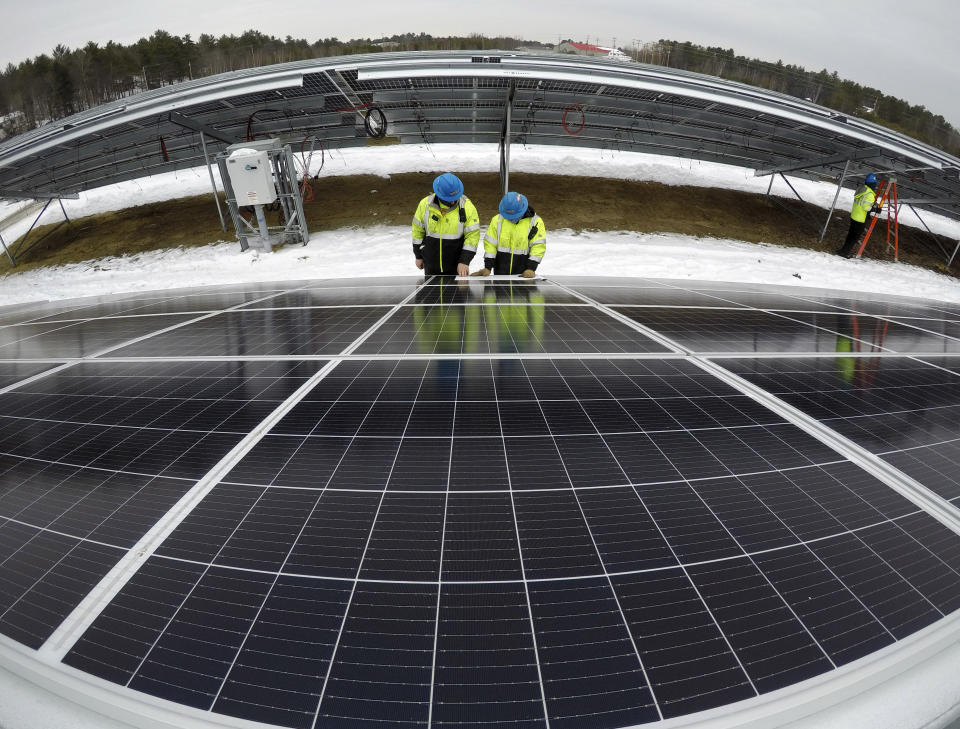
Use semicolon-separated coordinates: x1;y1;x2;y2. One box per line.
411;173;481;276
838;173;882;258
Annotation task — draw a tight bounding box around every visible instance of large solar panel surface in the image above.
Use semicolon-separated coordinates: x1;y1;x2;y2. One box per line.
2;274;960;729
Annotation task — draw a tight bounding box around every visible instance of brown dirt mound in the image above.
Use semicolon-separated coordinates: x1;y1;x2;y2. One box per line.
2;172;956;277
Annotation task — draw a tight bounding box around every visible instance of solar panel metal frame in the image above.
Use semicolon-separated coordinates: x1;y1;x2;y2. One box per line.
0;51;957;225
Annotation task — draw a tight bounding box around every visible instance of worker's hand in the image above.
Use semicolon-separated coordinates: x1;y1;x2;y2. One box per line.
519;269;536;278
415;258;424;270
470;268;491;277
456;263;470;277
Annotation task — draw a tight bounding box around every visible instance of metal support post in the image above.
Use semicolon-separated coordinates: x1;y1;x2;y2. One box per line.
819;159;850;243
254;205;270;249
0;232;14;266
200;132;227;232
499;81;516;197
281;145;308;246
905;203;950;262
57;198;70;223
767;172;821;232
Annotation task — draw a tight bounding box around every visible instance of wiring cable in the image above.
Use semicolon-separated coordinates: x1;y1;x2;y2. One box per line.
562;104;586;134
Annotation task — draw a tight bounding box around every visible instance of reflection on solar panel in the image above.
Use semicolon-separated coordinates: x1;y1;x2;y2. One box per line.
2;274;960;729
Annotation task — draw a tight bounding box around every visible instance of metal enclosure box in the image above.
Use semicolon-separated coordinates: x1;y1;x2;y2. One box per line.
225;148;277;205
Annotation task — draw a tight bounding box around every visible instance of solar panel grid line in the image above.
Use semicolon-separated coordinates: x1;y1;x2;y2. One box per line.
0;351;695;365
113;494;307;699
335;277;436;358
424;361;457;729
0;285;313;398
86;285;315;360
5;365;257;479
491;357;555;729
514;358;665;722
531;357;803;700
630;279;853;316
39;279;431;662
5;310;226;327
694;358;960;539
310;356;431;726
763;311;897;354
0;318;93;348
38;499;952;588
203;484;329;713
872;315;960;346
0;362;74;397
576;362;904;658
0;448;196;486
40;359;345;661
543;279;686;354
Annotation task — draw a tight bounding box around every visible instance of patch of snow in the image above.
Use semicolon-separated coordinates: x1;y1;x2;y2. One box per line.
4;144;960;245
2;227;959;309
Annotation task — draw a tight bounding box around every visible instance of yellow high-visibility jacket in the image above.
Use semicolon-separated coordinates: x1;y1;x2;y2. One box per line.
411;194;481;275
482;210;547;275
851;185;877;223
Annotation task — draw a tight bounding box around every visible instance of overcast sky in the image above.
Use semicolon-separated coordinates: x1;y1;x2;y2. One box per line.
4;0;959;126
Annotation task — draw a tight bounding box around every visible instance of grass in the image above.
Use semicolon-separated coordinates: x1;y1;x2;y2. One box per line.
1;172;956;277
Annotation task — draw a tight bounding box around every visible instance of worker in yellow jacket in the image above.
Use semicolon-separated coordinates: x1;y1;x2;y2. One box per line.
839;173;881;258
471;192;546;278
411;173;481;276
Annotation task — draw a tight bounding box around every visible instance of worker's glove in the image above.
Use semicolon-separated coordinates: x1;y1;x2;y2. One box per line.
470;268;491;277
415;258;424;270
519;269;536;278
871;205;882;214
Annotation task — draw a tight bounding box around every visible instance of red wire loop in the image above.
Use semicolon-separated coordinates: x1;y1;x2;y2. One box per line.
562;105;586;135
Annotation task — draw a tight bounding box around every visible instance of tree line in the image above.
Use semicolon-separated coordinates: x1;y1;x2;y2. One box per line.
0;30;956;157
636;40;960;156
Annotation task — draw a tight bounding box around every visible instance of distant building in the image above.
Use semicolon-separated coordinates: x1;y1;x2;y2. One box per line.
555;42;629;60
555;42;607;57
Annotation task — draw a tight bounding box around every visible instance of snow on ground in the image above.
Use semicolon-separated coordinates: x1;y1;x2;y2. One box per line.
1;144;959;308
4;227;960;308
2;145;960;729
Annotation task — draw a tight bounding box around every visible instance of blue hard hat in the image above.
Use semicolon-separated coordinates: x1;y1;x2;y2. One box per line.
433;173;464;202
499;192;528;221
865;173;878;185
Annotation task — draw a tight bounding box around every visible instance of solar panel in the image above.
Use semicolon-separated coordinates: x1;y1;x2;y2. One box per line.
720;355;960;503
1;274;960;729
108;308;392;358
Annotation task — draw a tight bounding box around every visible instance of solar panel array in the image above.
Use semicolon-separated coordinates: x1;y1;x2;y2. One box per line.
1;51;958;226
2;274;960;729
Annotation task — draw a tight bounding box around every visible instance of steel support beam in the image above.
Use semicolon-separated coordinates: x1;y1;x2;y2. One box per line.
168;112;235;144
199;132;227;232
0;189;79;201
897;198;960;206
819;159;851;243
499;81;517;196
754;147;882;177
